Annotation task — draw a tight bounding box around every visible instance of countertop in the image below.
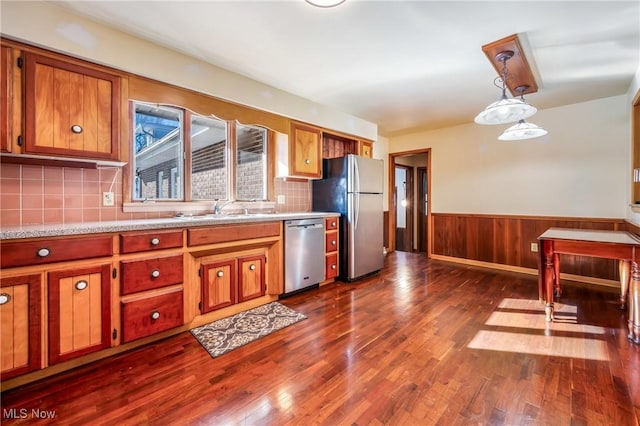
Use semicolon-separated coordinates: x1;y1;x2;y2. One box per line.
0;212;340;240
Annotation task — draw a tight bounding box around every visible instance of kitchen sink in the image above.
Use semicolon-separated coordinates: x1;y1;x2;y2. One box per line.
175;213;274;220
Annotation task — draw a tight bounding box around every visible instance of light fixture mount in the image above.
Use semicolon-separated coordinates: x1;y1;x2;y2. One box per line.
482;34;538;96
494;50;514;64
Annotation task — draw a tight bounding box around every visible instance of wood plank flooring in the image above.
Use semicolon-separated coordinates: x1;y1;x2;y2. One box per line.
2;252;639;425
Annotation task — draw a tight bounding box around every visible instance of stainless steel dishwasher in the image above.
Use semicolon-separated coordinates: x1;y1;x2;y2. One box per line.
284;218;325;295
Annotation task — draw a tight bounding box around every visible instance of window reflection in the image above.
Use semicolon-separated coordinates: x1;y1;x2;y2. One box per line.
133;102;183;200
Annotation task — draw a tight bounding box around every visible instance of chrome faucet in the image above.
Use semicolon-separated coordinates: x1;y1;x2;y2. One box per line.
213;199;233;214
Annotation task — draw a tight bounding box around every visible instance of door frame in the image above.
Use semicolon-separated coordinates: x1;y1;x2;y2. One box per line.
417;166;427;253
388;148;432;256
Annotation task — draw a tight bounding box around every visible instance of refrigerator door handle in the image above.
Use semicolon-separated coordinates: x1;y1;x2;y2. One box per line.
353;156;360;194
354;192;359;230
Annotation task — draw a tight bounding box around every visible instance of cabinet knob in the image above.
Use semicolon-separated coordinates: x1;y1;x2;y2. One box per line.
331;264;336;270
75;280;88;291
37;247;51;257
249;264;256;271
365;150;369;155
0;293;10;305
217;270;224;278
331;240;336;246
151;269;160;278
331;221;336;227
150;237;160;246
151;311;160;320
71;124;83;134
305;159;310;164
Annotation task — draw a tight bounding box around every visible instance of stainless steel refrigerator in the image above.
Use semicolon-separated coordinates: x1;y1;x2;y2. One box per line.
312;154;384;281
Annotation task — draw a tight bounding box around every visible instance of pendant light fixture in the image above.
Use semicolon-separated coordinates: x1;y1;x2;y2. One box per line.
305;0;346;7
498;120;548;140
474;51;537;125
498;86;547;140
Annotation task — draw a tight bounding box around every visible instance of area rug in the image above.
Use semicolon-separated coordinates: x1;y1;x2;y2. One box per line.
191;302;307;358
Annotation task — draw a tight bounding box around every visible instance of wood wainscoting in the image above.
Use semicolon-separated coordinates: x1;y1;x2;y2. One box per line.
431;213;634;285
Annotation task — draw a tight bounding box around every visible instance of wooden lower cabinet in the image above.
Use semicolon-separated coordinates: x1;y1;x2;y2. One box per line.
0;275;41;380
48;264;111;365
200;252;266;314
238;255;266;302
121;290;184;343
201;259;237;313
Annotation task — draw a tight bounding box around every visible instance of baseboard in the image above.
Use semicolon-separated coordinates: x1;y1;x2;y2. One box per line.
429;254;620;289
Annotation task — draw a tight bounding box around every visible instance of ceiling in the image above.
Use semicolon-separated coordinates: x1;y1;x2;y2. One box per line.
51;0;640;137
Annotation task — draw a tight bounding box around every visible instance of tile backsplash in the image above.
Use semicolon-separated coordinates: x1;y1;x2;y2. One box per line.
0;164;314;226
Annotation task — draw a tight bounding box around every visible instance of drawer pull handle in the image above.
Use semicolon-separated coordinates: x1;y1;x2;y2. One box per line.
331;264;337;270
150;237;160;246
0;293;10;305
331;221;336;227
151;269;160;278
331;240;336;245
71;124;83;134
249;264;256;271
305;159;310;164
75;280;88;291
37;248;51;257
151;311;160;320
217;271;224;278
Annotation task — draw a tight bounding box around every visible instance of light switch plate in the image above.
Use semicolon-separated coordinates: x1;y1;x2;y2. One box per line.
530;242;538;252
277;195;285;204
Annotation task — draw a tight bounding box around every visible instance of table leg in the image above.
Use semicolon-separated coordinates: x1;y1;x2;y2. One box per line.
629;262;640;344
619;260;630;310
553;253;561;298
544;253;555;322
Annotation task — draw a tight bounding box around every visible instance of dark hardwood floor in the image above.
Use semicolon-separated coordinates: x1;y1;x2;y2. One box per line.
2;252;639;425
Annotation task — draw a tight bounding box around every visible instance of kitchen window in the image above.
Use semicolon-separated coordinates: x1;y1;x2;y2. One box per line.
131;101;268;203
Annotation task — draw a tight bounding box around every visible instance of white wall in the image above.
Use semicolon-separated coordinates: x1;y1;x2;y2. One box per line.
627;65;640;225
373;135;389;211
0;1;377;141
389;95;629;218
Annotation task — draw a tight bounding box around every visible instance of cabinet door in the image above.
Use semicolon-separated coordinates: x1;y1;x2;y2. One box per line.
359;140;373;158
290;121;321;178
238;255;266;302
0;275;41;380
24;52;120;160
1;45;14;153
201;259;237;313
48;264;111;365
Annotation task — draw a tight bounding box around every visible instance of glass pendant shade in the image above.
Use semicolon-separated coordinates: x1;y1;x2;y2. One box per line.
498;120;548;141
305;0;346;7
474;96;537;125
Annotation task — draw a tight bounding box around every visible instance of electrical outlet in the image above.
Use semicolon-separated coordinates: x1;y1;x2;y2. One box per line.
277;195;285;205
103;192;114;206
530;242;538;252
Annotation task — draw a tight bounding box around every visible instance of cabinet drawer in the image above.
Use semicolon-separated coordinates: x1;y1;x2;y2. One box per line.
325;217;338;230
120;230;183;254
325;231;338;254
325;253;338;280
121;290;183;343
187;222;280;246
1;236;113;268
120;254;183;295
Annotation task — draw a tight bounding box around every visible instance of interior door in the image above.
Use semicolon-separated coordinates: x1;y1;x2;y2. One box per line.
394;165;413;252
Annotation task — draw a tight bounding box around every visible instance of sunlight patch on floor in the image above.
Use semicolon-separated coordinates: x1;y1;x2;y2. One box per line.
485;311;606;334
497;297;577;314
467;330;609;361
468;298;609;361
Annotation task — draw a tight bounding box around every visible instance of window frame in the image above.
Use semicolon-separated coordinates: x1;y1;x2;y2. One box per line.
126;101;271;210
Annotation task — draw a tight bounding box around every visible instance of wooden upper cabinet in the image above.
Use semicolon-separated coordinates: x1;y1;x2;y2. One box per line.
1;45;13;153
23;52;120;160
290;121;322;178
359;140;373;158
